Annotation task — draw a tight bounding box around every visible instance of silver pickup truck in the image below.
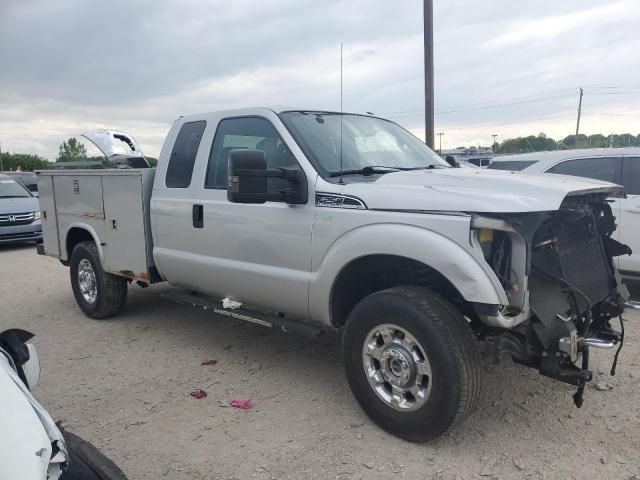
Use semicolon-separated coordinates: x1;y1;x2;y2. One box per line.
37;108;630;441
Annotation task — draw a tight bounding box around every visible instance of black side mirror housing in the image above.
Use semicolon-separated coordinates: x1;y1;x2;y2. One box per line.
227;149;308;205
445;155;458;167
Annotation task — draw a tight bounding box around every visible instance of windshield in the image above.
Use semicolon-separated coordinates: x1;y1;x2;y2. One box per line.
280;111;450;176
0;178;32;198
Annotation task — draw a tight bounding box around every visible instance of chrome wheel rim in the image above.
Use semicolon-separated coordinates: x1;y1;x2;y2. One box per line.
77;259;97;304
362;323;432;412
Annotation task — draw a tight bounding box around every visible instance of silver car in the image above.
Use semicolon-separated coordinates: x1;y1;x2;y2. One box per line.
488;147;640;278
0;174;42;244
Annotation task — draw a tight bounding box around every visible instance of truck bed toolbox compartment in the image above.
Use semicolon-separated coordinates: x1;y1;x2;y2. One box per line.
36;169;156;283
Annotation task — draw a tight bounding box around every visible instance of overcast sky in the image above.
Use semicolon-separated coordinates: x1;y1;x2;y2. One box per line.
1;0;639;160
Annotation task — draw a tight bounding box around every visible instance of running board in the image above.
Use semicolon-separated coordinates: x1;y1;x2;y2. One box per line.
161;290;325;338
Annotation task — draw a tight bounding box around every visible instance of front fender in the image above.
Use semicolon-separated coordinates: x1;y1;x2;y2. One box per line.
309;223;508;325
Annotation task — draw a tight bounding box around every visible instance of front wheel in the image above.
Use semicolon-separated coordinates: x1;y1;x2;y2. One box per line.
69;241;127;319
342;286;482;441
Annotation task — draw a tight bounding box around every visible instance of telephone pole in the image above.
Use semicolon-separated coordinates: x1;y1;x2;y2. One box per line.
491;134;498;151
423;0;434;149
0;141;3;171
575;87;583;148
437;132;444;154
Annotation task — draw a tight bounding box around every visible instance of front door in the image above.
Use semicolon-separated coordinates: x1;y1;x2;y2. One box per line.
186;115;314;319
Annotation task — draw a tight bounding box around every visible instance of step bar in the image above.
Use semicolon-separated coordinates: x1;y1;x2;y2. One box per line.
161;290;325;337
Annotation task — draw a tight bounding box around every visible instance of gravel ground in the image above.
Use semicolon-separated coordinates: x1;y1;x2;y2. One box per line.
1;243;639;480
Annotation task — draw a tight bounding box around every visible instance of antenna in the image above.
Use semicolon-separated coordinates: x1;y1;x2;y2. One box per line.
339;42;344;184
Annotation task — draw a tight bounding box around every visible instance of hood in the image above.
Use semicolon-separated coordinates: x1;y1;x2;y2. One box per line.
0;196;39;214
341;168;625;213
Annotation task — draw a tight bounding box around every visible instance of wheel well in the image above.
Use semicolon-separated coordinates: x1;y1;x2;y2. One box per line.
330;255;469;327
66;228;95;259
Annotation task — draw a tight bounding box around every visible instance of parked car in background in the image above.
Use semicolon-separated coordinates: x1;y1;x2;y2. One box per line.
488;147;640;278
1;171;39;194
0;173;42;244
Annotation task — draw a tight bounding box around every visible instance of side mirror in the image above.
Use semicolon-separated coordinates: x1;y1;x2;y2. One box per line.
227;149;308;205
445;155;458;167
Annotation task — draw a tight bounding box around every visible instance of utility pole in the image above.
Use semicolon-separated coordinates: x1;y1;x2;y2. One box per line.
423;0;434;149
491;134;498;151
0;141;3;171
437;132;444;154
575;87;583;148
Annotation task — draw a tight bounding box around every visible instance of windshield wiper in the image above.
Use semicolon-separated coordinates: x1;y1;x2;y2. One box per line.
0;195;28;198
329;166;400;177
402;165;450;170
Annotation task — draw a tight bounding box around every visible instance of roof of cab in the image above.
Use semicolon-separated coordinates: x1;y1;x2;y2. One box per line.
176;106;377;122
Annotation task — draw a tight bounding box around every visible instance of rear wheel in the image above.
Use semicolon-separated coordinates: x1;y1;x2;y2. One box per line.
342;286;481;441
70;241;127;319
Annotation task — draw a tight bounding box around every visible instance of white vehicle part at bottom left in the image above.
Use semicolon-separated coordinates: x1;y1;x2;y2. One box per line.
0;349;67;480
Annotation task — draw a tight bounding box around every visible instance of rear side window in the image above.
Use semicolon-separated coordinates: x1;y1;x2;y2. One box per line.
205;117;298;189
488;160;538;171
546;157;622;184
165;121;207;188
622;157;640;194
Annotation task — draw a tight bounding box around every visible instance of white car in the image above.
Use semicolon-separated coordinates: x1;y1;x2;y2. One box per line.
0;329;127;480
489;147;640;278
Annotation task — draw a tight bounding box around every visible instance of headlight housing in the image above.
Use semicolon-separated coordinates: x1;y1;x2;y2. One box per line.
34;211;41;220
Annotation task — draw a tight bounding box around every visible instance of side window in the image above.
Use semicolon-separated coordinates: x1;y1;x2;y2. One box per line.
622;157;640;194
165;121;207;188
205;117;298;189
547;157;622;184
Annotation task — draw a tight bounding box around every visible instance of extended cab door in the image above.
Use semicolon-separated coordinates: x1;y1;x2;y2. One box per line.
618;155;640;275
153;113;314;319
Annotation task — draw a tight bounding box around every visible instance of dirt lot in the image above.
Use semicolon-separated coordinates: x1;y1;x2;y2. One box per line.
1;244;639;480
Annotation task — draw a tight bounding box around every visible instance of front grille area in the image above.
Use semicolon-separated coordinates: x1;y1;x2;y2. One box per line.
555;214;611;311
0;212;36;226
0;231;41;240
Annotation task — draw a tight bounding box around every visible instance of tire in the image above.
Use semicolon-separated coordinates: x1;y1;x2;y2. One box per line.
61;430;128;480
342;286;481;441
70;241;127;319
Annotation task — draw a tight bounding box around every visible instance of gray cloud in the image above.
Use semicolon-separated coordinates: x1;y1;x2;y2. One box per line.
1;0;638;159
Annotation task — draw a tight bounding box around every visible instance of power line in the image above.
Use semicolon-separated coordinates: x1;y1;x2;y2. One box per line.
379;87;577;116
435;113;577;132
384;93;574;119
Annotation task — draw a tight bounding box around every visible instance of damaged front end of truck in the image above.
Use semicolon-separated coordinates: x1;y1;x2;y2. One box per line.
471;189;630;407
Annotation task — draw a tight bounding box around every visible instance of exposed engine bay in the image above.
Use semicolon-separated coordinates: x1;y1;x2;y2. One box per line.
473;193;630;407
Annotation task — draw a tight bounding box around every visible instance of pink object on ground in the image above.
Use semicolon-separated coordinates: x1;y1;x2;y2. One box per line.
190;389;207;399
228;399;252;409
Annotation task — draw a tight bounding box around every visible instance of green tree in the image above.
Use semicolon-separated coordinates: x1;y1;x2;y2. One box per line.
0;152;52;171
146;156;158;167
57;137;88;162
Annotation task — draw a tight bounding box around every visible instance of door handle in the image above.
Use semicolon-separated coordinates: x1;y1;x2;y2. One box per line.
192;204;203;228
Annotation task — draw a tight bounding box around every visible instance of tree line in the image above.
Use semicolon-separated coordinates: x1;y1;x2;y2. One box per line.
494;132;640;154
1;137;157;171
